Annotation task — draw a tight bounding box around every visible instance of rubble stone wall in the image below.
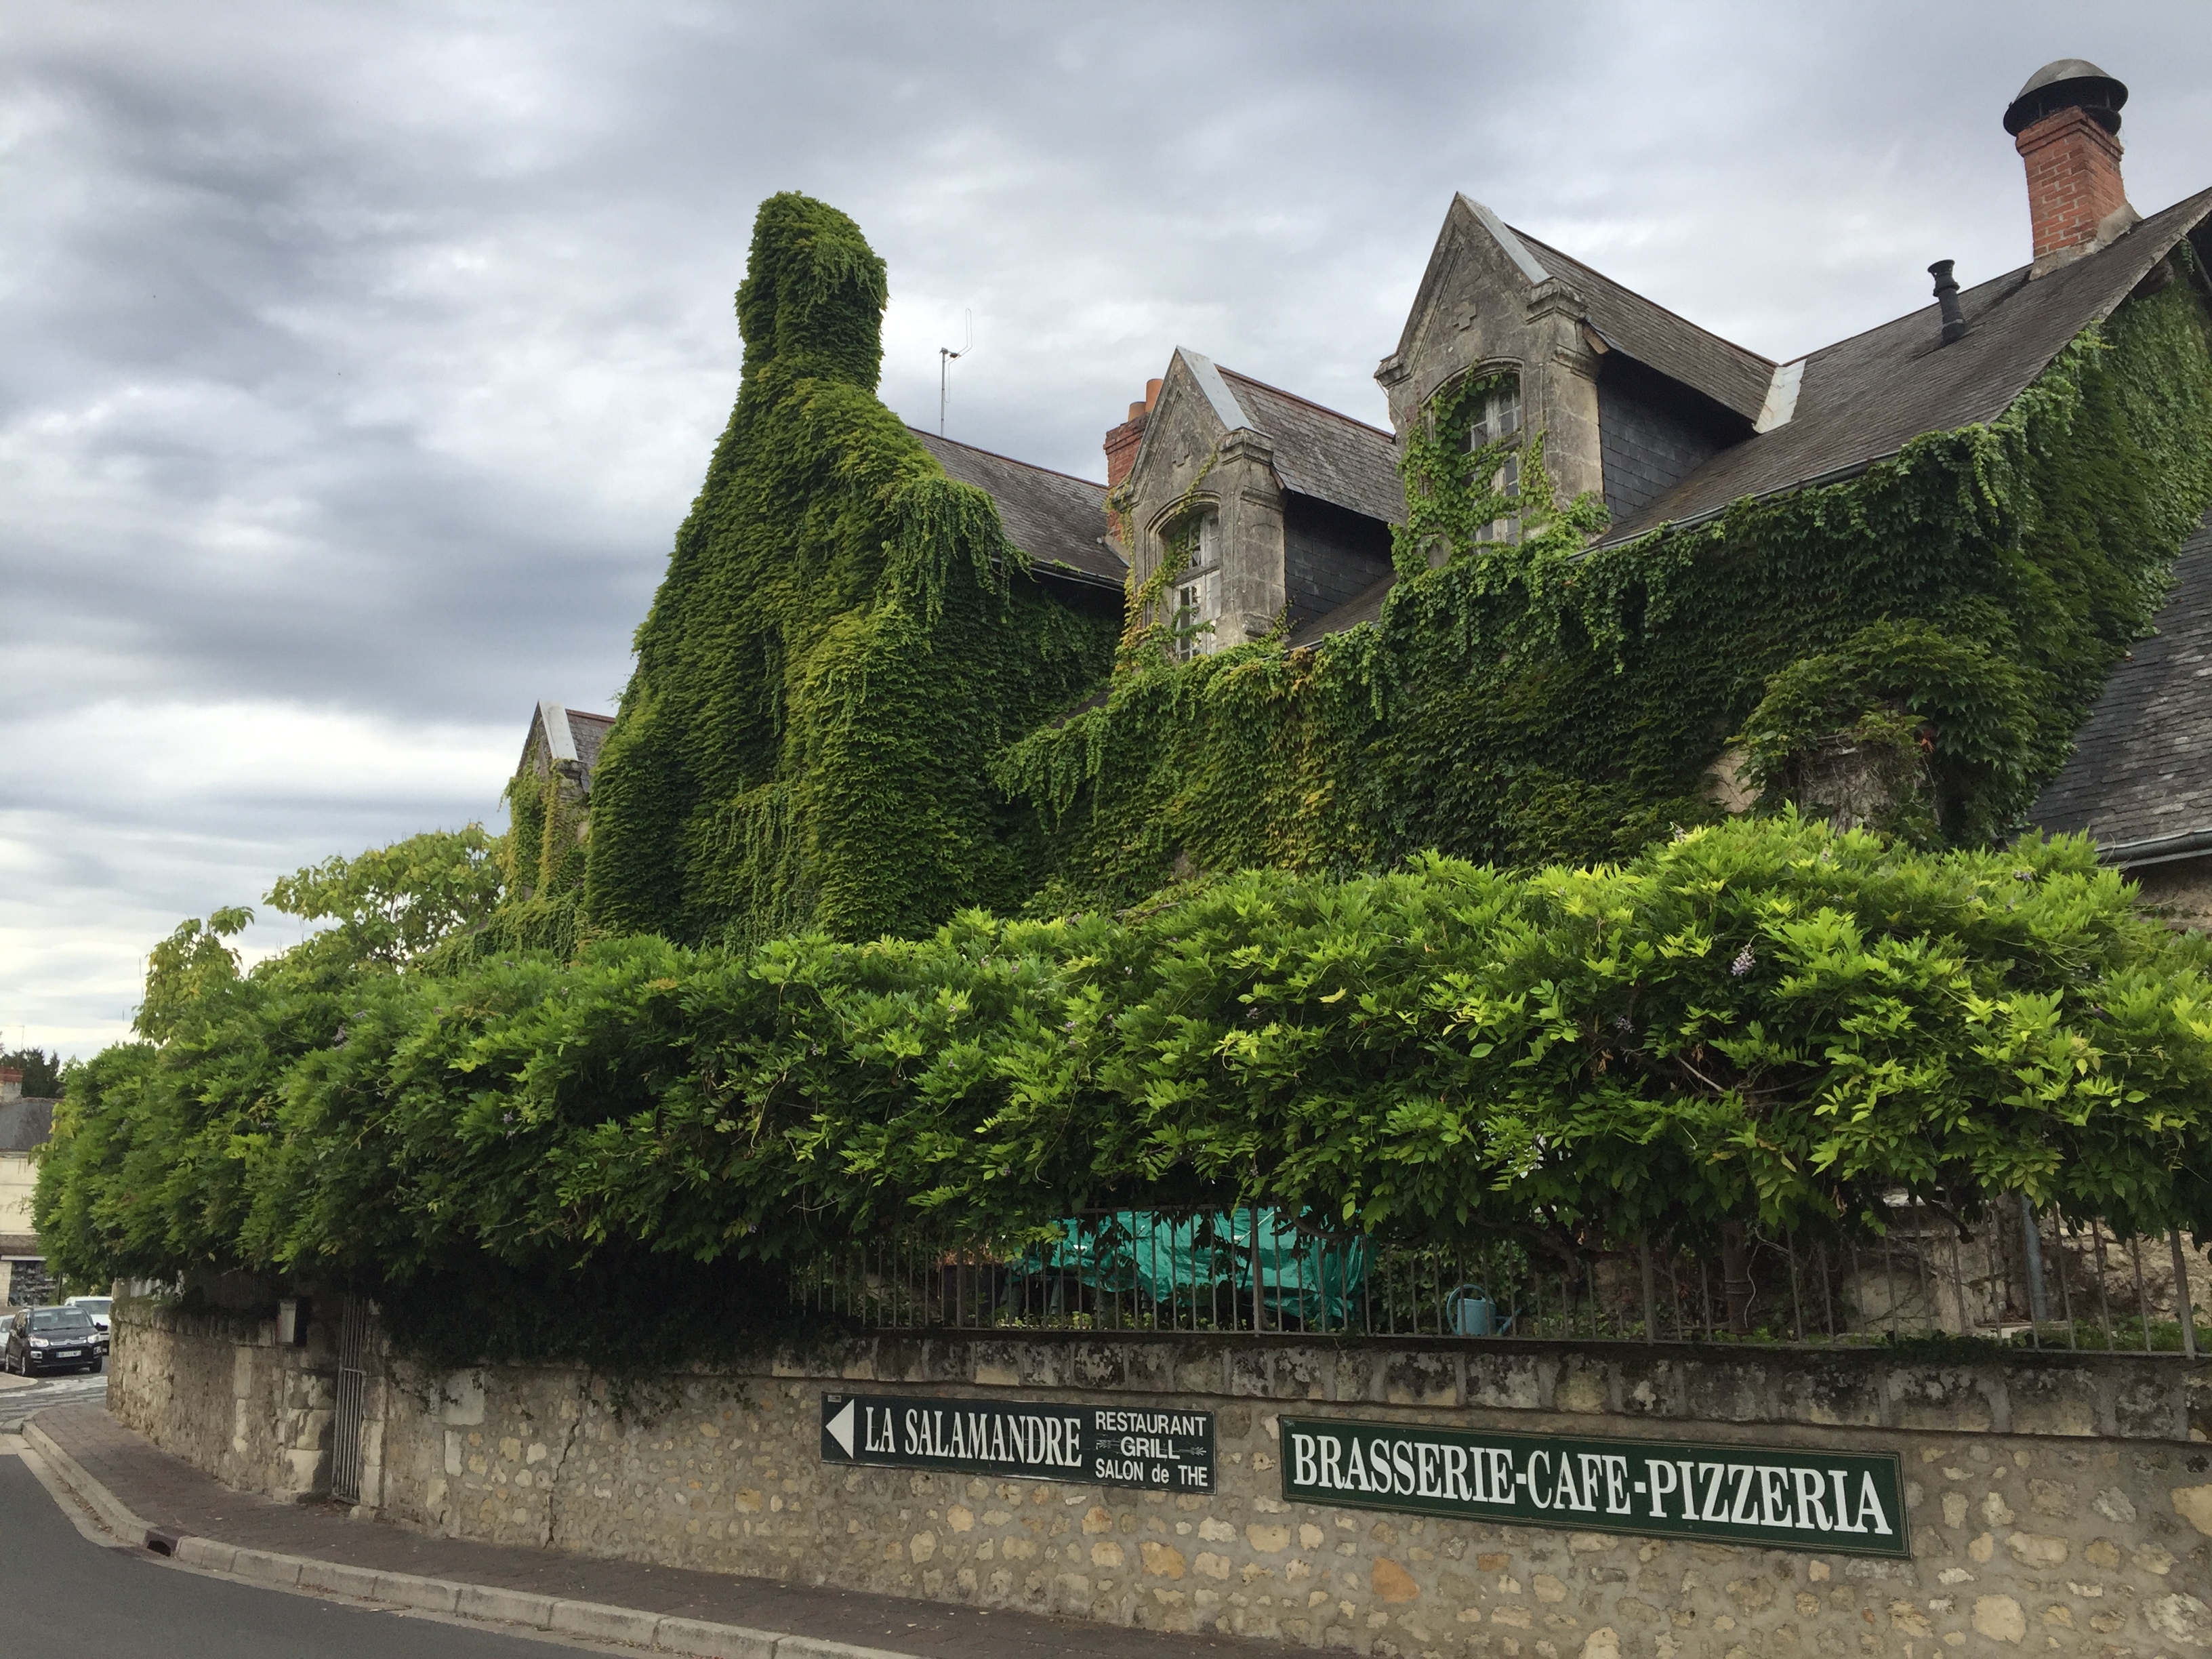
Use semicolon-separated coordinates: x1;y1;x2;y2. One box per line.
108;1299;337;1500
108;1312;2212;1656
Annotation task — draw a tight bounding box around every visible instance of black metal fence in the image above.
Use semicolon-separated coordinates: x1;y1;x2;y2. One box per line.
329;1295;373;1505
794;1202;2206;1356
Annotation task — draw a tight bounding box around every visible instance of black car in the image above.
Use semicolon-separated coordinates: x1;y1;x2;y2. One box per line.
3;1305;103;1376
64;1296;113;1357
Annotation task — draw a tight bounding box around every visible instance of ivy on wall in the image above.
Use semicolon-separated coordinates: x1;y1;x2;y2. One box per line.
579;193;1117;949
1002;278;2212;903
476;762;590;962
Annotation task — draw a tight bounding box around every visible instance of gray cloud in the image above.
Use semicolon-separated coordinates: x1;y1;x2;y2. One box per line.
5;0;2207;1048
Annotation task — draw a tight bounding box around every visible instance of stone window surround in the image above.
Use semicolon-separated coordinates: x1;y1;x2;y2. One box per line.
1414;361;1528;554
1150;501;1223;660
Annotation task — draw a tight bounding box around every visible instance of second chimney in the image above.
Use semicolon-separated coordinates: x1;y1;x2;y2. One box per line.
1929;260;1967;345
2003;60;2133;275
1104;377;1163;493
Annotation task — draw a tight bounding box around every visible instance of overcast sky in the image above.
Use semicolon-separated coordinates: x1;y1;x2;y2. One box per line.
5;1;2207;1054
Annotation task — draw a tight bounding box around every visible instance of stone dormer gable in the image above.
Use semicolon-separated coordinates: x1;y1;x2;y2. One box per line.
1379;194;1769;525
521;701;615;796
1117;349;1398;652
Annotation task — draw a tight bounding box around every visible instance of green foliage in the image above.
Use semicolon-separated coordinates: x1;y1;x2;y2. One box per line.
37;815;2212;1340
580;192;1117;949
134;906;252;1042
0;1046;66;1097
1734;619;2034;846
499;762;587;905
1395;368;1577;573
266;827;503;967
1002;283;2212;901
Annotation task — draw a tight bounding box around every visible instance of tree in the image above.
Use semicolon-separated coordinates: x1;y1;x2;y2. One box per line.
264;826;503;966
0;1046;65;1097
134;906;253;1042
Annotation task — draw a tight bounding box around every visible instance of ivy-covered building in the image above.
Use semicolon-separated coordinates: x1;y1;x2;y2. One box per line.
994;56;2212;899
504;701;614;904
1106;58;2209;684
510;60;2211;937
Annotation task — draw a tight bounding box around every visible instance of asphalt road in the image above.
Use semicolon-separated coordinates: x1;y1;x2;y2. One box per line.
0;1366;111;1431
0;1454;580;1658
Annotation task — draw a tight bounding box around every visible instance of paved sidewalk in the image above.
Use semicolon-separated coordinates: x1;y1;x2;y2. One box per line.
28;1404;1284;1659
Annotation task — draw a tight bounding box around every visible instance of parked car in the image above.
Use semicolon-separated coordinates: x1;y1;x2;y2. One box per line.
64;1296;113;1356
3;1305;102;1376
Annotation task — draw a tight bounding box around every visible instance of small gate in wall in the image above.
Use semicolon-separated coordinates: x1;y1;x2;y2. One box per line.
329;1296;373;1504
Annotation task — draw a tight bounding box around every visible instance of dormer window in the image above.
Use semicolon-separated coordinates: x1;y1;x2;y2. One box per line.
1166;511;1221;661
1467;381;1521;544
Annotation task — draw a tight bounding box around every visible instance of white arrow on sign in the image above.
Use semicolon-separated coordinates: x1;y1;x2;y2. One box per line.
825;1399;857;1458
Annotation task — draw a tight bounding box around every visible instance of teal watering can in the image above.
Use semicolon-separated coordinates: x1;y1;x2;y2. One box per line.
1446;1284;1516;1337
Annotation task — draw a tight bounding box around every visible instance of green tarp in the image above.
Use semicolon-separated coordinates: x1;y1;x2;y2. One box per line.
1035;1209;1372;1328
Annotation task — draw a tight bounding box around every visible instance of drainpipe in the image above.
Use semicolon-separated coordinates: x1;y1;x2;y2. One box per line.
2018;1194;2050;1324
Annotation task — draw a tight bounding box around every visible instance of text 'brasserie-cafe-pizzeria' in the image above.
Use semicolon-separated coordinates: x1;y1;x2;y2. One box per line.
823;1392;1908;1559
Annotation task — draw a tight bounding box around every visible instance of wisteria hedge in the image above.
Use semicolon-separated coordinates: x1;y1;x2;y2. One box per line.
37;815;2212;1322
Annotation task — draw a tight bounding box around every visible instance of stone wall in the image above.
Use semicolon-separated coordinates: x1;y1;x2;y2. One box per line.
108;1299;339;1501
109;1310;2212;1656
2134;857;2212;934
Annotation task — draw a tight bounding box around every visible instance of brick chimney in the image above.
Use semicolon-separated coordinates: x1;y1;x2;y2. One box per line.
0;1069;20;1103
1104;377;1163;492
2003;60;2133;275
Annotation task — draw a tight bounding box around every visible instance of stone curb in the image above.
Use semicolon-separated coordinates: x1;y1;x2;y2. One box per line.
22;1416;148;1542
18;1411;887;1659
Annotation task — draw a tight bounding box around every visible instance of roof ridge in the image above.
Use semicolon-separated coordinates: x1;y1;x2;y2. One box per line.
1214;367;1395;442
908;426;1107;491
1589;185;2212;552
1508;226;1776;369
1788;182;2212;366
1790;265;2030;366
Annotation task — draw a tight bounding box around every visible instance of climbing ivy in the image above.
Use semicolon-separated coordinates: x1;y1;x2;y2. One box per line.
579;193;1117;949
1000;279;2212;902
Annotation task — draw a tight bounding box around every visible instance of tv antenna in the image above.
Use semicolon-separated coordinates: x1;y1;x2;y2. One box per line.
938;310;972;436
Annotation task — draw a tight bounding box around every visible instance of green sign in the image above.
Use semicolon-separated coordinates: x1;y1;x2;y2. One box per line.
1278;1416;1908;1558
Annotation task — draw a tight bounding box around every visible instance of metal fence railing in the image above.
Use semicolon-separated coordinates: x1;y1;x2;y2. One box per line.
792;1203;2207;1355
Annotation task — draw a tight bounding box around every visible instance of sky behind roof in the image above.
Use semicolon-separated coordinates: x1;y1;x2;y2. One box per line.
5;0;2207;1053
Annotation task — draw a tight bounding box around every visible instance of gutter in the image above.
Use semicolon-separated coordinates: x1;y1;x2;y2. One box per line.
1034;560;1126;592
1584;455;1885;556
2093;825;2212;870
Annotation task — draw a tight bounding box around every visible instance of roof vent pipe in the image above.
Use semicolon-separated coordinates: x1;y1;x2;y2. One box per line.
1929;260;1967;345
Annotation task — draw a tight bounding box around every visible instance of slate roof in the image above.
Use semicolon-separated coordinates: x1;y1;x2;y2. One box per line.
1512;228;1774;423
1214;370;1406;526
1597;188;2212;548
518;703;615;782
0;1099;56;1154
568;710;613;773
2029;508;2212;861
909;428;1124;588
1288;571;1398;649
